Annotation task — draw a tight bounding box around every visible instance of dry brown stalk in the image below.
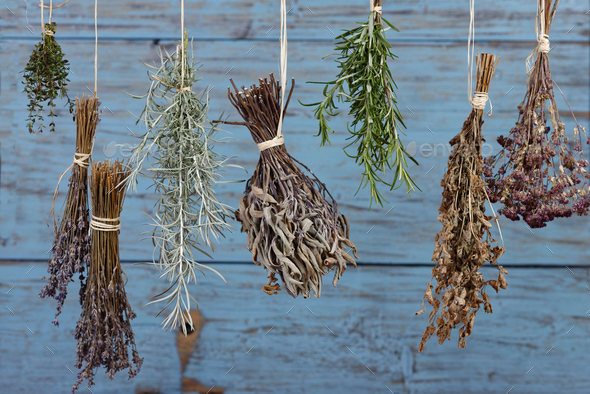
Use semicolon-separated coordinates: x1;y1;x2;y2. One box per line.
222;74;357;298
73;160;142;392
418;53;506;351
41;95;99;326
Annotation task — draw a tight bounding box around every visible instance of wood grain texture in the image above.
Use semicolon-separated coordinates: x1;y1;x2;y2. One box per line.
1;262;589;393
1;0;588;41
0;36;588;263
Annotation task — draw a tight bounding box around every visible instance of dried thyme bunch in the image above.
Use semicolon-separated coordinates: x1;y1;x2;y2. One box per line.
418;53;506;351
483;0;590;228
40;95;99;326
125;39;234;334
224;74;358;298
73;160;142;392
301;1;418;207
22;22;74;133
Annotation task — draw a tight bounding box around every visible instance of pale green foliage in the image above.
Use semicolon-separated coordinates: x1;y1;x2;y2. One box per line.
301;12;419;207
126;39;236;334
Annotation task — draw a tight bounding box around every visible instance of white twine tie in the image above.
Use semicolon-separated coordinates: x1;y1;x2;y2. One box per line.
90;216;121;232
526;0;551;75
471;91;488;110
268;0;288;150
73;152;91;168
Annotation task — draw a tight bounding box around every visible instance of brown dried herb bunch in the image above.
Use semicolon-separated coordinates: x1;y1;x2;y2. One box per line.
22;22;74;133
483;0;590;228
40;95;99;326
418;53;506;351
223;74;357;298
73;160;143;392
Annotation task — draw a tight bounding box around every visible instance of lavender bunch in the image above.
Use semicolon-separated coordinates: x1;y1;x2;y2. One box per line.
73;160;142;392
483;0;590;228
40;95;99;326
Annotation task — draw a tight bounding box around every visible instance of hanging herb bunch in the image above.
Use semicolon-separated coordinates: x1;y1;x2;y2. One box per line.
73;160;143;392
40;95;99;326
22;21;74;133
223;75;358;298
483;0;590;228
417;53;506;351
126;35;235;334
301;0;418;207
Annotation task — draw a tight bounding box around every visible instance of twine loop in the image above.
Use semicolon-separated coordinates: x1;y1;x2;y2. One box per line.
73;152;91;168
470;92;488;110
257;135;285;152
90;216;121;232
538;34;550;53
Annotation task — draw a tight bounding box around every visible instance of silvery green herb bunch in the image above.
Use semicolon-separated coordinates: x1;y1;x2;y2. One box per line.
301;5;418;207
225;75;358;298
483;0;590;228
418;54;506;351
40;95;99;326
73;160;142;392
22;22;74;133
126;39;234;335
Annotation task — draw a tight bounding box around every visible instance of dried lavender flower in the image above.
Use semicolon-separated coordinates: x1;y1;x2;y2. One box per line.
40;95;98;326
483;0;590;228
418;53;506;351
222;74;358;298
125;36;235;335
73;160;142;392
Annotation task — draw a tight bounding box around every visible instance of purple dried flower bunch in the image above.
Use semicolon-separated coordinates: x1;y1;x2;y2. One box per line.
40;95;99;326
483;0;590;228
418;53;506;351
73;160;143;392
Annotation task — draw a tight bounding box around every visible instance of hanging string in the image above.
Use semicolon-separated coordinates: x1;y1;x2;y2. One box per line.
526;0;550;75
275;0;288;141
180;0;186;90
49;0;52;23
94;0;97;96
467;0;489;112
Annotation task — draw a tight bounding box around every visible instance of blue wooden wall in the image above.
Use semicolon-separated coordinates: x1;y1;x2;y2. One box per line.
1;1;589;393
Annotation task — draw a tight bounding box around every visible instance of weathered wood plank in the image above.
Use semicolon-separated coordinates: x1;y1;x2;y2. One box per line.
1;38;588;263
1;0;588;42
1;262;589;393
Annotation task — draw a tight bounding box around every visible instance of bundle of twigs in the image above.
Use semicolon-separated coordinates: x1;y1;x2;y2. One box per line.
224;74;357;298
417;53;506;351
126;37;235;334
483;0;590;228
73;160;142;392
302;0;418;207
40;95;99;326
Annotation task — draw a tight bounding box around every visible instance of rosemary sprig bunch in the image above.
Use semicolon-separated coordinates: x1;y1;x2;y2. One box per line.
73;160;142;392
224;74;357;298
483;0;590;228
22;22;74;133
301;5;418;207
417;54;506;351
126;39;235;334
40;95;99;326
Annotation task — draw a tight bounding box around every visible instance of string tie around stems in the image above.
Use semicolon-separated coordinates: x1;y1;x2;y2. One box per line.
73;152;91;168
90;216;121;232
44;29;54;36
470;91;488;111
538;34;550;53
257;135;285;151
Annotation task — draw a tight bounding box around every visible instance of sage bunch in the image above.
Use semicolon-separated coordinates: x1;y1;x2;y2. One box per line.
126;39;234;334
418;54;506;351
301;1;418;207
73;160;142;392
40;95;99;326
224;75;357;298
22;22;74;133
483;0;590;228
